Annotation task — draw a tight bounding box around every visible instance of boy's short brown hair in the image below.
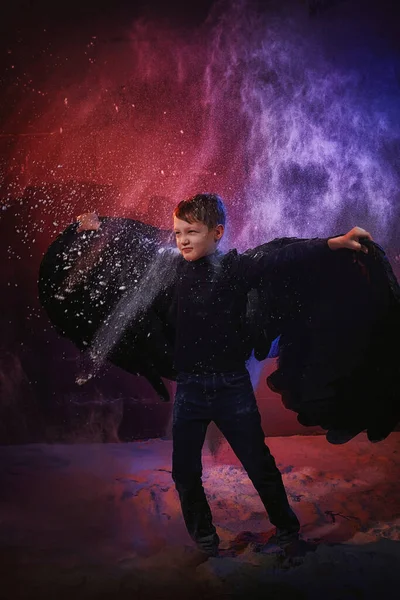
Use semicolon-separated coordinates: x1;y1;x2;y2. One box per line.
173;193;226;229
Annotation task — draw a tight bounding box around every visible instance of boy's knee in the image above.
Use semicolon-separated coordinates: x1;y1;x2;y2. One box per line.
172;469;202;490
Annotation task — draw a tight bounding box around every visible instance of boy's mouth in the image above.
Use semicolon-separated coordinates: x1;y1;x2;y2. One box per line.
182;248;193;253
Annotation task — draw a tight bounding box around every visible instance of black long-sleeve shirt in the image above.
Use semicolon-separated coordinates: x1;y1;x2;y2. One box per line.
173;238;331;374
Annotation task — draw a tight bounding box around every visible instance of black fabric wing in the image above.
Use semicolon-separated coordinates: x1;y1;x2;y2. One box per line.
38;217;177;400
245;239;400;442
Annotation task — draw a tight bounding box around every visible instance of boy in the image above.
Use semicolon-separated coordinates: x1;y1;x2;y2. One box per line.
171;193;371;557
75;195;372;556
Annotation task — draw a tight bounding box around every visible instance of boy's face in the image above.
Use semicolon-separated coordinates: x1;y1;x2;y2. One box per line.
173;216;224;261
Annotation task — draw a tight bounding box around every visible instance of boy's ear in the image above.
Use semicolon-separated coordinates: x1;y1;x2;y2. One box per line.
215;224;224;240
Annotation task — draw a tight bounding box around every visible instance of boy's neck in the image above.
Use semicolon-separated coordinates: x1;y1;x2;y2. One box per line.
194;249;221;262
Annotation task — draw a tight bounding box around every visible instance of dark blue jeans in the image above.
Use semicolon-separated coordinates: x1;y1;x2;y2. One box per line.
172;370;300;550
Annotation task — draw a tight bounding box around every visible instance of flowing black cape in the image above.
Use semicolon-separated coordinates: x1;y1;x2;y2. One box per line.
38;217;400;442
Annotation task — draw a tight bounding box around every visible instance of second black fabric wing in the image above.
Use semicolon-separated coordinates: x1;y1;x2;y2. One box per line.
249;241;400;441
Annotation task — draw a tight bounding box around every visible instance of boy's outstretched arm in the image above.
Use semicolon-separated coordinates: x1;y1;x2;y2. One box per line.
241;226;374;291
327;226;372;253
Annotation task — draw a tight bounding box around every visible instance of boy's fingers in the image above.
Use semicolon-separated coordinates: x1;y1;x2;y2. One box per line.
352;227;372;240
351;240;369;254
348;227;372;253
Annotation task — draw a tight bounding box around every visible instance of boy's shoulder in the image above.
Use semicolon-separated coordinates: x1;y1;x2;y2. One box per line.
214;248;242;271
220;248;239;262
218;249;248;281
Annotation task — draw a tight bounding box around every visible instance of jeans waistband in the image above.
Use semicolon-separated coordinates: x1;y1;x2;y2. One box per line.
178;369;248;377
176;370;249;384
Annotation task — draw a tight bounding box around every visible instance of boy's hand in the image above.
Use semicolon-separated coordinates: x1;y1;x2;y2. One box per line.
328;227;373;253
76;212;101;233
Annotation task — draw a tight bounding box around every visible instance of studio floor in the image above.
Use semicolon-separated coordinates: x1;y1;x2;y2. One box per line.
1;432;400;599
